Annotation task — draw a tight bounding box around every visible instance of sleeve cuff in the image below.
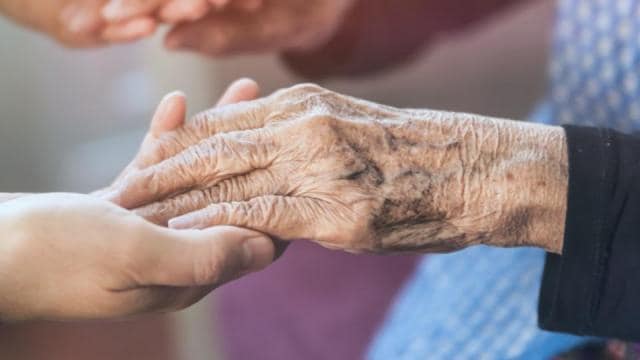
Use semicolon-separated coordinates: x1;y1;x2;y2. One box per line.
538;125;616;336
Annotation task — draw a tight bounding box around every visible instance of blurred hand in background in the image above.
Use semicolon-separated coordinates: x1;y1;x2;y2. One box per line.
163;0;356;55
0;0;157;46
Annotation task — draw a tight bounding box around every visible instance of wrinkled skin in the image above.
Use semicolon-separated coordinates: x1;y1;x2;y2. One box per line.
163;0;356;55
0;79;271;322
107;84;569;255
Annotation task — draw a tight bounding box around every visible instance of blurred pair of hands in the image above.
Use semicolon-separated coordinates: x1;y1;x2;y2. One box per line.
0;0;355;53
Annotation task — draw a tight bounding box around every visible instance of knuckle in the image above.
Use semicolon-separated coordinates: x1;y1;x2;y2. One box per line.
273;83;323;100
289;83;323;94
302;114;336;128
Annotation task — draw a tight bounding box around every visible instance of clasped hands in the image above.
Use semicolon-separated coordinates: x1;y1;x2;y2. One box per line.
2;0;355;53
106;82;569;255
0;80;568;322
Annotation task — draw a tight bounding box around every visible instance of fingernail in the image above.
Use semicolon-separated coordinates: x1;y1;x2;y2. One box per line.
164;90;185;100
102;2;124;21
243;236;274;271
169;214;198;229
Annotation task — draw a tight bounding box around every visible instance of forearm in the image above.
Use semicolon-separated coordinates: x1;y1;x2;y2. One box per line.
371;110;567;253
282;0;530;79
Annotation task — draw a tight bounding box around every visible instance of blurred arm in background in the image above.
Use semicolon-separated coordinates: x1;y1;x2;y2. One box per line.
162;0;529;78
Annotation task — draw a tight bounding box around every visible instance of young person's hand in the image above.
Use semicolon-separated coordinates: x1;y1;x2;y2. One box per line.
0;193;274;321
163;0;356;55
0;0;156;47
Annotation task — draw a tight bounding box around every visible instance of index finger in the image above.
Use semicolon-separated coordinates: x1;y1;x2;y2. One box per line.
102;0;165;22
108;129;276;209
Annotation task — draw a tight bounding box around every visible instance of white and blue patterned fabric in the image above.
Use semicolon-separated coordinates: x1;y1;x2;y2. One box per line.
368;0;640;358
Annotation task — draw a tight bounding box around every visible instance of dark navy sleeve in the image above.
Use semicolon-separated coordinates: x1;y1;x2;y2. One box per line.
539;125;640;341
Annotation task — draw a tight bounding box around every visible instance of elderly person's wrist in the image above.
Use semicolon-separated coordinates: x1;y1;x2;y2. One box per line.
376;111;568;253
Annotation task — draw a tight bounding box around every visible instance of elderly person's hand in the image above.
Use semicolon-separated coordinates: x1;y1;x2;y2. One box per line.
0;193;274;321
162;0;356;55
107;84;569;255
102;77;260;190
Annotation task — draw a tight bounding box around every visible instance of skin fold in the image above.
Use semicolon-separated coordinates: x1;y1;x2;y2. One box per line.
105;84;568;255
0;79;273;322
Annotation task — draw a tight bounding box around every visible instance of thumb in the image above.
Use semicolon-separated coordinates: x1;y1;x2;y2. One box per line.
135;225;275;287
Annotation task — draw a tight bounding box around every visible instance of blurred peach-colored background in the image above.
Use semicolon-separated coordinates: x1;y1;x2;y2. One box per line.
0;0;553;359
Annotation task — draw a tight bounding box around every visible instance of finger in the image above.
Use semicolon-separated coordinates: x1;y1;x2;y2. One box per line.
232;0;263;12
60;2;103;34
101;17;157;43
133;79;262;172
208;0;230;10
123;78;258;172
134;168;282;225
107;91;186;185
150;91;188;138
168;196;320;241
110;129;276;209
216;78;260;106
102;0;165;22
164;9;283;55
159;0;210;23
134;225;275;287
58;2;105;47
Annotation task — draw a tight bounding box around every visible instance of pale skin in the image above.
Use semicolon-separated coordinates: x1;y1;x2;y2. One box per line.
0;79;276;321
105;83;569;255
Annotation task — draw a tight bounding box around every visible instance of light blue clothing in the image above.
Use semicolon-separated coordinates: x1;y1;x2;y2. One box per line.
369;0;640;358
368;247;583;360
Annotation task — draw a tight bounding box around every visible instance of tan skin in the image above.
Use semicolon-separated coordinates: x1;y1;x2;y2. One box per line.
106;83;568;255
0;0;256;47
0;0;356;56
163;0;357;54
0;79;276;321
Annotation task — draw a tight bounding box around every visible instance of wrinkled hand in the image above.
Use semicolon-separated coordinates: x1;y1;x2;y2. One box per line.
0;193;274;321
164;0;356;55
0;0;158;47
96;77;260;195
107;84;569;254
